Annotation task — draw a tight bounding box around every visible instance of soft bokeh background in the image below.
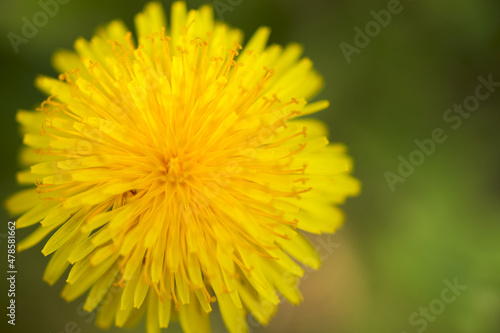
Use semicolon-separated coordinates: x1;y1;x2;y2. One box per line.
1;0;499;332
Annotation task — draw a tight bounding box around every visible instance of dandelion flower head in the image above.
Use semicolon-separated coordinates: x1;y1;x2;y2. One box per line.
6;2;360;332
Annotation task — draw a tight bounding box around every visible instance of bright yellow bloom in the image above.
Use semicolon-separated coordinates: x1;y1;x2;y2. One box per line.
6;2;359;332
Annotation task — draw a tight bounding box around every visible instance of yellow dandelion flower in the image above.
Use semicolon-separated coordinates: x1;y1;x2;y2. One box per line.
6;2;360;332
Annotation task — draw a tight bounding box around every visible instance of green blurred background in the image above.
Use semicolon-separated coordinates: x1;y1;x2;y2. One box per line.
1;0;499;332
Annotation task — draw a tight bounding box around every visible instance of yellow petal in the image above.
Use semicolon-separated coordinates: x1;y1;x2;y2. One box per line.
146;289;161;333
95;288;122;330
5;188;39;216
43;231;88;285
17;223;62;252
277;232;321;269
42;209;87;256
62;252;119;301
83;267;119;312
158;293;172;328
238;27;271;63
217;292;248;333
179;300;211;333
135;2;166;39
17;200;59;228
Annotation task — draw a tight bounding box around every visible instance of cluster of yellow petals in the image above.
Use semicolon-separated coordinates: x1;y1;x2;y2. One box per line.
7;2;359;332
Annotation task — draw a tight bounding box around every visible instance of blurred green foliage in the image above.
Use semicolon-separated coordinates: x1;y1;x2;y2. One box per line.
1;0;499;332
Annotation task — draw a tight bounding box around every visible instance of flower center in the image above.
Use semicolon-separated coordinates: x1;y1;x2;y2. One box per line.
166;157;184;183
